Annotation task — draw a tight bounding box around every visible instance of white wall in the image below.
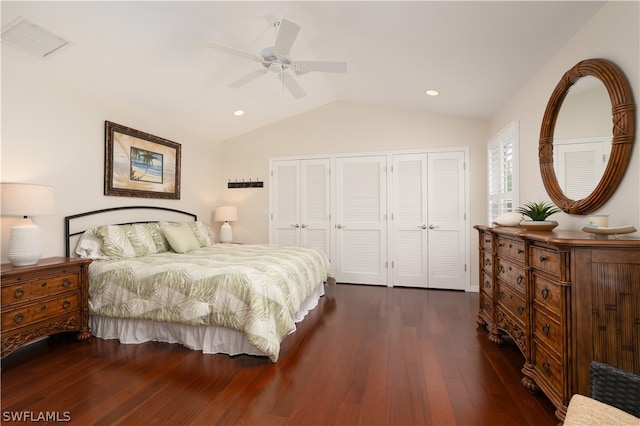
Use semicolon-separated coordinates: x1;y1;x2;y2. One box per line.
490;1;640;232
218;101;489;288
1;47;222;263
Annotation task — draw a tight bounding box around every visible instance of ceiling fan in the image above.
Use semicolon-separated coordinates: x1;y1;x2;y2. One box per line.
204;16;347;99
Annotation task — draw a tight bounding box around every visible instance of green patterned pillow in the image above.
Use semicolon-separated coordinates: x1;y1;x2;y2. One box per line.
188;222;214;247
131;223;167;254
162;223;200;253
96;225;139;259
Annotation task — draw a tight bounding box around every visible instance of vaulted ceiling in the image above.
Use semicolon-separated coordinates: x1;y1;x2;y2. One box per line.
2;1;605;141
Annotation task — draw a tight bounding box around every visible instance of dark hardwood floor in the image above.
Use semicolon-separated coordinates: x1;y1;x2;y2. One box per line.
1;284;557;425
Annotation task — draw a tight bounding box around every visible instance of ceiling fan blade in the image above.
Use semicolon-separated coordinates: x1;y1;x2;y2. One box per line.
292;61;348;75
278;73;306;99
274;19;300;57
228;69;268;89
203;41;262;62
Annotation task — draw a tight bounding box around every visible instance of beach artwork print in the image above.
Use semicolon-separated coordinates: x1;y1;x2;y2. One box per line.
105;121;181;199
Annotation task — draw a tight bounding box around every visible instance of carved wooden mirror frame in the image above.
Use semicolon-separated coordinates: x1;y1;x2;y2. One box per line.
539;58;635;214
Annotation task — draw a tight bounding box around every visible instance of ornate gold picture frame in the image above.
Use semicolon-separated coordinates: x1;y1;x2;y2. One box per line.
104;121;181;199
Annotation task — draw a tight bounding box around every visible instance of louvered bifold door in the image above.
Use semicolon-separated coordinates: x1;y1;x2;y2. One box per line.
427;151;466;290
270;160;301;246
300;159;332;259
391;154;428;287
334;156;387;285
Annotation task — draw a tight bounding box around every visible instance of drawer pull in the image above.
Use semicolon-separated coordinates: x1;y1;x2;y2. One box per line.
542;360;551;375
13;313;24;324
41;282;47;287
41;305;47;311
485;238;491;243
517;275;524;285
13;288;25;299
484;280;490;289
483;303;490;311
517;249;524;254
539;255;547;263
517;305;524;315
498;265;504;273
62;300;71;310
508;243;512;249
497;291;504;300
62;279;72;288
484;259;491;266
541;286;549;300
542;323;550;336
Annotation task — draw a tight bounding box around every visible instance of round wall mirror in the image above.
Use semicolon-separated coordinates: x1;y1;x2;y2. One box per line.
539;58;635;215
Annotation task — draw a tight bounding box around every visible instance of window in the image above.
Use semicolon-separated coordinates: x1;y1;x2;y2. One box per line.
487;121;519;223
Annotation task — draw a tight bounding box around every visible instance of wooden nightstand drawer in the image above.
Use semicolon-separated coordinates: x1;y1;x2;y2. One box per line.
496;237;525;262
2;294;79;329
530;246;561;278
1;272;79;305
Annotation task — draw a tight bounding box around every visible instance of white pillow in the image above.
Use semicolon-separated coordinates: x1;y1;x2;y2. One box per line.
492;212;523;227
75;229;106;259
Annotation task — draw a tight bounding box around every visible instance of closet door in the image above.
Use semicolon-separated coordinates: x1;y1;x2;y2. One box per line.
391;154;428;287
300;159;332;258
427;151;466;290
270;159;331;257
334;156;387;285
270;160;300;247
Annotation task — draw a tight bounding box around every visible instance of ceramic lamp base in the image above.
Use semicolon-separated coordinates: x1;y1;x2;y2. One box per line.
7;219;43;266
219;222;233;243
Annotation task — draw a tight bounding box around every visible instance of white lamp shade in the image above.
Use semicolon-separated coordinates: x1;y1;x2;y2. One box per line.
215;206;238;222
1;183;56;217
1;183;55;266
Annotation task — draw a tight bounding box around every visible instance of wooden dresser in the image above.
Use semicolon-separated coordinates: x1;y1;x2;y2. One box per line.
475;225;640;421
1;257;92;358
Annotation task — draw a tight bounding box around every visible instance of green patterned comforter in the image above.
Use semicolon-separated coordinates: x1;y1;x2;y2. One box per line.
88;244;334;361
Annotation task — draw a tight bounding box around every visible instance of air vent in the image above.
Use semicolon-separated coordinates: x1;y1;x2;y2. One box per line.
1;17;70;59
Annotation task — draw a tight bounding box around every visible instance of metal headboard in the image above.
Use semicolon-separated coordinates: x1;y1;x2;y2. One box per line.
65;206;197;257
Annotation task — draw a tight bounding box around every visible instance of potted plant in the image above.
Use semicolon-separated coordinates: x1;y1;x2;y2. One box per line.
517;200;561;230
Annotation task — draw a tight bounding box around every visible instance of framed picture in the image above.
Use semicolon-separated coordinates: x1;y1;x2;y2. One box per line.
104;121;181;199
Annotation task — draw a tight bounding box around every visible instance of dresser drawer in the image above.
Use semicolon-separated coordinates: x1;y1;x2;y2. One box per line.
533;340;563;398
1;272;79;306
481;250;493;274
496;283;526;327
480;232;493;252
481;271;493;296
533;307;562;356
532;274;562;313
496;258;526;296
479;291;494;318
1;294;80;329
530;246;561;278
496;237;525;262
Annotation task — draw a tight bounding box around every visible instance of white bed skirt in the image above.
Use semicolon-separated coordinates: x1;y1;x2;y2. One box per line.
89;282;326;358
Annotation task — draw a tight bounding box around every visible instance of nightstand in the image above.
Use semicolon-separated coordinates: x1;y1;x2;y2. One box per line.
1;257;92;358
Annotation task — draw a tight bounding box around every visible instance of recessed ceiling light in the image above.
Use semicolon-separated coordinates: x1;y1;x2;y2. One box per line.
233;110;244;116
425;90;440;96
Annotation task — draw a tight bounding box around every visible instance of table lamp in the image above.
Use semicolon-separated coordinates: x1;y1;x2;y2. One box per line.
215;206;238;243
1;183;56;266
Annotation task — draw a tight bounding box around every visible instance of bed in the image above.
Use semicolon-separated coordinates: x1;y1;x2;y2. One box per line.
65;206;334;362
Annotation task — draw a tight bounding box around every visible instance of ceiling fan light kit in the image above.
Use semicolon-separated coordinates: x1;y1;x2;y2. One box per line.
204;16;347;99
